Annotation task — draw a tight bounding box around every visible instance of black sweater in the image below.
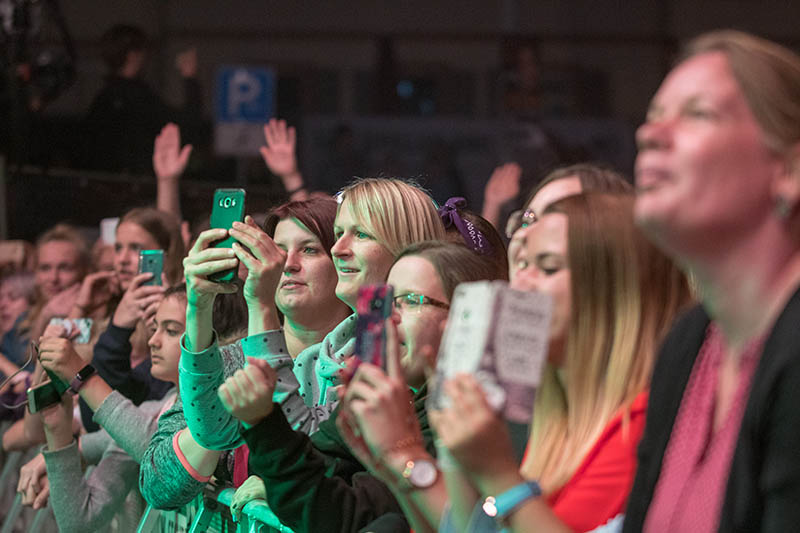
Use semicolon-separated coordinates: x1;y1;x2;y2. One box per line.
243;386;435;533
624;286;800;532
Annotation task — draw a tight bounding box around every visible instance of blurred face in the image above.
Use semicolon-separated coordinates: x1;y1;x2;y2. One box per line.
387;256;450;389
147;295;186;384
114;222;160;290
93;243;115;272
273;218;340;320
36;240;83;300
507;177;581;271
0;281;30;332
635;51;782;254
331;202;395;310
510;213;571;365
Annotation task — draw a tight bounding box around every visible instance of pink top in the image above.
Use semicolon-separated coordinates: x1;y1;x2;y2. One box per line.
643;323;765;533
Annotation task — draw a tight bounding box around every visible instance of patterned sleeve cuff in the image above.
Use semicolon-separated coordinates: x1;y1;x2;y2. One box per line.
172;432;211;483
240;329;290;359
179;332;223;374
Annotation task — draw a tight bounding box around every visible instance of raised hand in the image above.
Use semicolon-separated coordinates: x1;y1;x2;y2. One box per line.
428;374;518;490
72;270;120;316
484;162;522;207
342;320;423;462
183;228;240;309
175;48;198;78
218;357;277;427
112;273;166;329
153;123;193;181
260;119;303;192
229;217;286;311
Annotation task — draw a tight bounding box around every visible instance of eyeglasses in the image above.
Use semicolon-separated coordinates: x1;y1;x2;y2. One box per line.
505;208;538;239
392;293;450;313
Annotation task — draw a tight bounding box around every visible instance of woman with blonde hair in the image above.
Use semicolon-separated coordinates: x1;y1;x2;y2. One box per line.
623;30;800;532
20;223;91;338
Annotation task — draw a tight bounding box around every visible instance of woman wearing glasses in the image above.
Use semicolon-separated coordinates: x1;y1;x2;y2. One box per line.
217;240;506;533
505;164;632;272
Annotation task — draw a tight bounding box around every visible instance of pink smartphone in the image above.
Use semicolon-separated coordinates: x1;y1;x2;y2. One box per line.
354;284;394;370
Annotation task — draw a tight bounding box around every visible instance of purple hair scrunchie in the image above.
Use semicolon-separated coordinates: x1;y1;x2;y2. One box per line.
438;197;494;256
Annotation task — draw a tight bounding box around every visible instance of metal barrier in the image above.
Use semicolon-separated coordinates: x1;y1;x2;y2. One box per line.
0;493;53;533
136;484;294;533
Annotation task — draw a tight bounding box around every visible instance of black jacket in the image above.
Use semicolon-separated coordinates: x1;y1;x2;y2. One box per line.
243;386;435;533
624;286;800;532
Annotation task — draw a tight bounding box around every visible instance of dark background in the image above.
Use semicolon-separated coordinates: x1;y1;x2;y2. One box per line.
2;0;799;240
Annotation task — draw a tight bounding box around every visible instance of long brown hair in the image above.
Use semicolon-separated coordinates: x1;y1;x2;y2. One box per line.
521;193;692;492
523;163;633;209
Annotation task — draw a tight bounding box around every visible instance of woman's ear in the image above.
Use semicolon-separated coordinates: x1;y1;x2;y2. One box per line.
773;145;800;219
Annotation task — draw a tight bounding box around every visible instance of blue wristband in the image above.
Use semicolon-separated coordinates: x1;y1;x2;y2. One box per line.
482;480;542;522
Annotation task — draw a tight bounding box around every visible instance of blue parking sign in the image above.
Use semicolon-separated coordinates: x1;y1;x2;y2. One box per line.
216;67;275;123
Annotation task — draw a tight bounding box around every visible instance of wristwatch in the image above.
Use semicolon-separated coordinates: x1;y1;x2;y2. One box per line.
400;458;438;490
482;480;542;523
69;364;96;394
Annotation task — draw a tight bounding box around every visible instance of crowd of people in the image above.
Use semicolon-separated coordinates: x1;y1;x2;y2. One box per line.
1;29;800;533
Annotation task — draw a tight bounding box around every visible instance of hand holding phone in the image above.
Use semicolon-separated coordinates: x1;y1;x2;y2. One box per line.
209;188;246;283
228;216;286;312
38;337;85;387
138;250;164;286
111;273;166;329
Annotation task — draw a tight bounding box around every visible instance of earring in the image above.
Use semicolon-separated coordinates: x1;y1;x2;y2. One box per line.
775;195;792;220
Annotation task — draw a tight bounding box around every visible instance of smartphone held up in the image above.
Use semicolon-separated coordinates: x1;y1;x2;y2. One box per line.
138;250;164;286
354;284;394;371
209;188;246;283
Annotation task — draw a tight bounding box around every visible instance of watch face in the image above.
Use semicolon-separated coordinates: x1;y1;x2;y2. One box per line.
408;459;438;488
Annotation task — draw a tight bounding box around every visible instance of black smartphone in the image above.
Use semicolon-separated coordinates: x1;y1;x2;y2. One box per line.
27;381;63;414
139;249;164;286
209;188;246;283
354;284;394;370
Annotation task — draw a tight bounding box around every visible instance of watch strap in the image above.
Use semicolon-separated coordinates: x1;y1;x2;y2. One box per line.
69;364;96;394
483;480;542;521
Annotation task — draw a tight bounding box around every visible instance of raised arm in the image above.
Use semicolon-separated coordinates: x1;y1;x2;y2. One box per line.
260;119;309;200
482;162;522;230
153;123;192;220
